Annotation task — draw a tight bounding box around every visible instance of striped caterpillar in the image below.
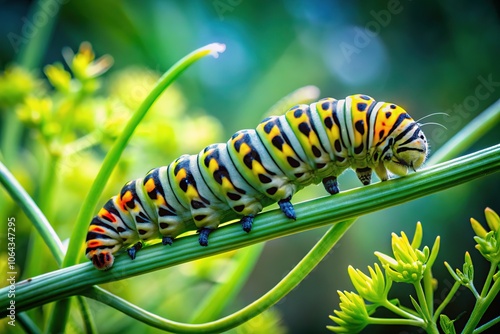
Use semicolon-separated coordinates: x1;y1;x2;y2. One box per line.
86;94;428;270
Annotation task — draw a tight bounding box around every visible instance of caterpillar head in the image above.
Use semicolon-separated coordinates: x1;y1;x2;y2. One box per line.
86;216;121;270
384;123;428;176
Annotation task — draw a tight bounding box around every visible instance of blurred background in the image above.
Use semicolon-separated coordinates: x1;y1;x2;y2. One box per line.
0;0;499;333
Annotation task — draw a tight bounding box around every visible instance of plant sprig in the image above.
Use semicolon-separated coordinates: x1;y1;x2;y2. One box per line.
328;207;500;334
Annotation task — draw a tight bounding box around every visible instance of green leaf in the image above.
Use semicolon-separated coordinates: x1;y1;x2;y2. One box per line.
439;314;457;334
409;295;424;319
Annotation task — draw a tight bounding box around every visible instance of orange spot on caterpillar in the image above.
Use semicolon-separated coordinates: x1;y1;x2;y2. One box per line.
88;241;102;247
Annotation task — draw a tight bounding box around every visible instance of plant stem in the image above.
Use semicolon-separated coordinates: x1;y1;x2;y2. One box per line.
414;282;433;324
479;261;498;298
189;244;264;323
0;160;64;264
474;315;500;334
462;262;500;333
17;312;41;334
427;99;500;165
82;219;356;333
382;299;424;322
423;267;435;315
1;144;498;317
367;316;423;327
433;281;461;322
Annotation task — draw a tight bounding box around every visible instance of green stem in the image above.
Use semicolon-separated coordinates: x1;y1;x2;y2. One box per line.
0;160;64;265
462;262;500;333
76;295;97;334
17;312;41;334
189;244;264;323
1;145;498;317
82;219;355;333
433;281;461;322
427;98;500;165
474;315;500;334
382;299;424;323
479;261;498;298
367;316;424;327
414;282;433;323
0;110;23;168
423;268;435;315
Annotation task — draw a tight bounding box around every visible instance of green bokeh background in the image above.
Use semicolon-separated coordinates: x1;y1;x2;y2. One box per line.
0;0;499;333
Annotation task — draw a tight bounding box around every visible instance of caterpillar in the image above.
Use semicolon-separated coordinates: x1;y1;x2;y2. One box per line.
86;94;428;270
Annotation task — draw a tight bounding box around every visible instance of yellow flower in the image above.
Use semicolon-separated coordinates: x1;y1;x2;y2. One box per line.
471;207;500;263
348;263;390;304
374;223;440;283
62;42;113;81
44;63;71;93
0;66;39;107
17;96;52;127
327;291;369;333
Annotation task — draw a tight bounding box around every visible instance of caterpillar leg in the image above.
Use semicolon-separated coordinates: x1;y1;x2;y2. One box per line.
356;167;372;185
90;252;115;271
374;162;389;182
127;242;143;260
162;236;174;245
322;176;339;195
278;197;296;220
198;228;213;246
240;215;254;233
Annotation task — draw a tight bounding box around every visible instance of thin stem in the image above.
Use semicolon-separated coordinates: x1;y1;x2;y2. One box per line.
433;281;461;322
479;261;498;298
83;219;356;333
462;270;500;333
189;244;264;323
414;282;433;323
0;160;64;265
77;295;97;334
423;267;435;315
466;280;481;300
474;315;500;334
367;316;424;327
382;299;424;323
427;98;500;165
17;312;41;334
